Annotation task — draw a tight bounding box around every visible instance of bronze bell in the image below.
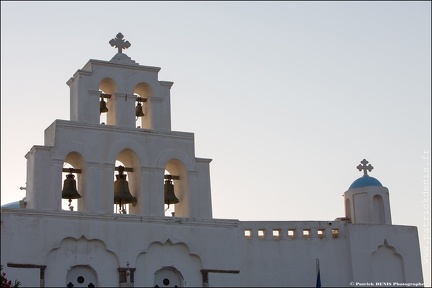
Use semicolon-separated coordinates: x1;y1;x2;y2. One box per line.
100;97;109;114
114;167;137;205
164;179;179;206
61;173;82;200
135;102;145;117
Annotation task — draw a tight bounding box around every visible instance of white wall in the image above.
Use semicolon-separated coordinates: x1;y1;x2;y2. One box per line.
1;210;423;287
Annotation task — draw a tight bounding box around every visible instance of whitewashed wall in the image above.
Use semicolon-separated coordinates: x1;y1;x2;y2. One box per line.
1;210;423;287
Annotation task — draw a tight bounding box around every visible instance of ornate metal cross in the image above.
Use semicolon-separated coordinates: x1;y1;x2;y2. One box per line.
357;159;373;176
109;33;131;53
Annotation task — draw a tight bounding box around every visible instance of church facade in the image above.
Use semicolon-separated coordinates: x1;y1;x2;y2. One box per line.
1;33;424;287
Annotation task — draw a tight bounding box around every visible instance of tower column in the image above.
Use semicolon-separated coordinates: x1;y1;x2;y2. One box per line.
81;163;109;213
107;93;136;128
26;146;62;211
145;168;165;217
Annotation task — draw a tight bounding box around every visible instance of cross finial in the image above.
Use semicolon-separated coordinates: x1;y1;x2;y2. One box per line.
109;33;131;53
357;159;373;176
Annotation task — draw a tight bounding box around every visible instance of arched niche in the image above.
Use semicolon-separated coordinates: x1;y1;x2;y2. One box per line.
165;159;188;217
135;240;203;287
156;150;195;218
372;239;405;283
98;78;117;125
62;152;86;212
113;149;141;215
46;236;119;287
134;82;153;129
373;194;385;224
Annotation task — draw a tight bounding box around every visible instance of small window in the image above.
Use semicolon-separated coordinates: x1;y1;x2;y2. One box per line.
332;229;339;238
244;229;252;239
303;229;311;238
258;229;265;239
272;229;281;239
318;229;325;239
288;229;296;238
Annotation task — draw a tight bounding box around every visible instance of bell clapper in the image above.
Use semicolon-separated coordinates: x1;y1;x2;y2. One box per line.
68;199;74;211
116;203;126;214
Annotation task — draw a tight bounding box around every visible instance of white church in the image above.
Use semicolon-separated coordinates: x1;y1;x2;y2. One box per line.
1;33;424;287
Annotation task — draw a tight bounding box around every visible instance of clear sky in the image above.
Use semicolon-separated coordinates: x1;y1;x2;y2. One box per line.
1;1;431;285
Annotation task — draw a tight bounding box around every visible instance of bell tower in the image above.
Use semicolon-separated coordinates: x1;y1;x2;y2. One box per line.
67;32;172;131
344;159;392;224
24;33;213;219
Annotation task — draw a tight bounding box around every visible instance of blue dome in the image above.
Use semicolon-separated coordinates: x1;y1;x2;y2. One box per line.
1;200;20;209
349;175;382;189
1;197;26;209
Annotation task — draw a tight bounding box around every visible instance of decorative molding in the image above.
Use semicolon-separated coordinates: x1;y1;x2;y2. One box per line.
114;93;128;101
150;97;163;103
88;89;102;97
26;145;52;159
150;167;166;174
51;159;65;166
71;69;92;80
187;171;198;176
159;81;174;88
195;158;213;164
49;120;194;140
83;59;161;73
1;209;240;228
372;239;402;256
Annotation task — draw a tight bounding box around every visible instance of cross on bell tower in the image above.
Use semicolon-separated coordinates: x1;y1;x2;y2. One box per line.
109;32;131;53
357;159;373;176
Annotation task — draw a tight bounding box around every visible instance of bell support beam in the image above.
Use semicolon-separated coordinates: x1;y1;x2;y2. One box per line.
115;166;134;172
136;97;147;103
62;168;82;173
100;93;112;99
164;175;180;180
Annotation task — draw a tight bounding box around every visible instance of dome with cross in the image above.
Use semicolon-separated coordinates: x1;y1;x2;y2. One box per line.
349;175;383;189
349;159;383;189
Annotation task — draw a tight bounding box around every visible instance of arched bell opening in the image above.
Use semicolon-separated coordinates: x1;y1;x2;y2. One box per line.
134;83;152;129
113;149;140;215
61;152;85;212
373;194;385;224
99;78;116;125
163;170;178;217
164;159;188;217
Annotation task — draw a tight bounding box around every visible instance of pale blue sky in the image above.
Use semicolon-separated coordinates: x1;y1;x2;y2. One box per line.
1;1;431;284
